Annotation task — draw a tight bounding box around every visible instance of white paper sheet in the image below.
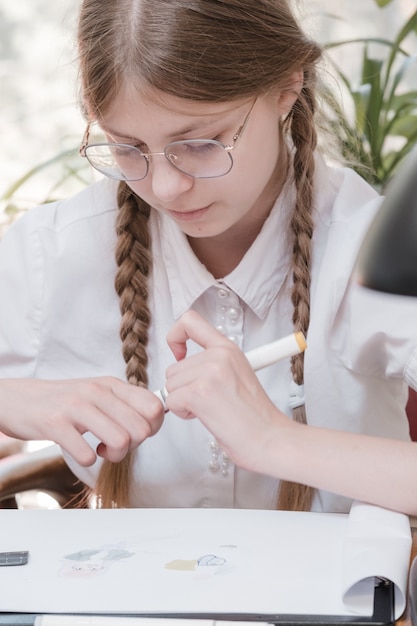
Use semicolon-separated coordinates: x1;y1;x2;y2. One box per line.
0;503;411;618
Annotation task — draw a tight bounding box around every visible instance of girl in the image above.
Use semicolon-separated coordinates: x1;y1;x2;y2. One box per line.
0;0;416;513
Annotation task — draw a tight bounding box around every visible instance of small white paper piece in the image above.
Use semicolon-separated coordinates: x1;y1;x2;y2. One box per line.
341;501;412;617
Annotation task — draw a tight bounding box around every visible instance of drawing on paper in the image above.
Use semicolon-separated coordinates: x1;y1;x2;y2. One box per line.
164;553;226;571
59;542;135;577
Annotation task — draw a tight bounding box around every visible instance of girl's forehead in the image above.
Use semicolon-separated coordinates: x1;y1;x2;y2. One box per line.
103;85;250;124
100;87;253;139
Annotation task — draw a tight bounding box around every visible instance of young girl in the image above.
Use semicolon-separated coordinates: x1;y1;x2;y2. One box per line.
0;0;417;514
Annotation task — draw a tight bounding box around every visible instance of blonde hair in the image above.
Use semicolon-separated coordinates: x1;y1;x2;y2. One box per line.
77;0;324;510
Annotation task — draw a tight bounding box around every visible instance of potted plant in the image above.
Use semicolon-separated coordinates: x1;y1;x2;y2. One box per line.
323;2;417;190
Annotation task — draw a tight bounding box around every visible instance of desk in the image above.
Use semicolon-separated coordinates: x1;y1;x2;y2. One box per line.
397;526;417;626
0;506;412;623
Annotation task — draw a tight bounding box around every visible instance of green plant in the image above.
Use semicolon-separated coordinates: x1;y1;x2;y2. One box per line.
0;146;90;235
324;6;417;190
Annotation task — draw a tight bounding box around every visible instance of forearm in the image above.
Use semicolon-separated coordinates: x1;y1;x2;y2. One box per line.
0;379;31;439
165;312;417;515
256;419;417;516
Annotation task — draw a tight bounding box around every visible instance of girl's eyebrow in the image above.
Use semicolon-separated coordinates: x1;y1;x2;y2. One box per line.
102;117;224;143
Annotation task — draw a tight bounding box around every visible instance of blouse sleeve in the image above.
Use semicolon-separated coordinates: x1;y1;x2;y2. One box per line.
331;279;417;389
0;209;47;377
0;205;107;491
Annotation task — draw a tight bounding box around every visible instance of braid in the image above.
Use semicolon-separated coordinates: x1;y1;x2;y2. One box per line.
278;78;317;512
114;183;152;386
95;181;152;508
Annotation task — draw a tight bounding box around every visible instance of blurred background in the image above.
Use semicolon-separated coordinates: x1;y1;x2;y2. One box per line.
1;0;416;227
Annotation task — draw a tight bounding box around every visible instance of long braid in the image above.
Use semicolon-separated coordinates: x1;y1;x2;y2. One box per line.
94;181;152;508
277;76;317;512
114;184;152;386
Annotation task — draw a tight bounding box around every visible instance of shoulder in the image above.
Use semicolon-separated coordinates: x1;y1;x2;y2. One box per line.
314;158;381;229
3;178;119;239
0;179;121;275
309;160;384;325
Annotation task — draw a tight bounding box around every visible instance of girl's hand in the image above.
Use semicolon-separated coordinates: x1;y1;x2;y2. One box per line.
0;377;165;466
165;310;288;471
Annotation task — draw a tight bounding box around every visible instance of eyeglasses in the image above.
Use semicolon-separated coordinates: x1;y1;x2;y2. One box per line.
79;99;257;181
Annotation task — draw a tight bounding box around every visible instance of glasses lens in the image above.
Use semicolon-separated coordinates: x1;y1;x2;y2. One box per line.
84;144;148;181
165;140;233;178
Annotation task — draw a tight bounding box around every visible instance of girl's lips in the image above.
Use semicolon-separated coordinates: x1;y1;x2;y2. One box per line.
167;205;212;222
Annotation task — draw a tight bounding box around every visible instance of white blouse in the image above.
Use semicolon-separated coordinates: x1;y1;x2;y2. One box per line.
1;157;416;513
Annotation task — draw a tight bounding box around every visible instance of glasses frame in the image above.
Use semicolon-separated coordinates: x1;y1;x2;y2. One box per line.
79;98;257;181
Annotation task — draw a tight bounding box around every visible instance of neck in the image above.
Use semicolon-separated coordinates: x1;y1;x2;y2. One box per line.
189;220;264;279
189;150;289;279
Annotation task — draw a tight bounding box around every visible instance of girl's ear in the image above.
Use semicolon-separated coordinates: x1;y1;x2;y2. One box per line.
78;94;96;122
276;71;304;116
79;97;90;122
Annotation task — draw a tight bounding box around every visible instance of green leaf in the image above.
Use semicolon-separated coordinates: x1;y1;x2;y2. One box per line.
389;114;417;138
374;0;394;7
1;149;79;202
394;9;417;45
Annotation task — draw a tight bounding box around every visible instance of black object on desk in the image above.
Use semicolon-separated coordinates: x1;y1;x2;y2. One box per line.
409;557;417;626
0;580;396;626
0;552;28;567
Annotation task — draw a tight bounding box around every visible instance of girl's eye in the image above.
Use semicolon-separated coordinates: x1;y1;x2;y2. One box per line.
178;140;219;154
132;142;147;152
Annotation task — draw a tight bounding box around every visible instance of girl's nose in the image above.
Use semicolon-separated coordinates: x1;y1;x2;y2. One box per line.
150;157;194;202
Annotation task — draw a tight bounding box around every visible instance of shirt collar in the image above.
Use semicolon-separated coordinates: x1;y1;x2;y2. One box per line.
155;180;294;320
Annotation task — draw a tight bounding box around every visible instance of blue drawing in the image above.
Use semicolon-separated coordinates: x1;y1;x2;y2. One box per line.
60;543;135;577
197;554;226;566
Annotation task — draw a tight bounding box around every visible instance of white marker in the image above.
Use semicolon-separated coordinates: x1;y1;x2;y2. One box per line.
244;331;306;371
154;331;307;411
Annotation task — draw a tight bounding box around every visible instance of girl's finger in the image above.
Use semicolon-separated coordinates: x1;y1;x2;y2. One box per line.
166;310;231;361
